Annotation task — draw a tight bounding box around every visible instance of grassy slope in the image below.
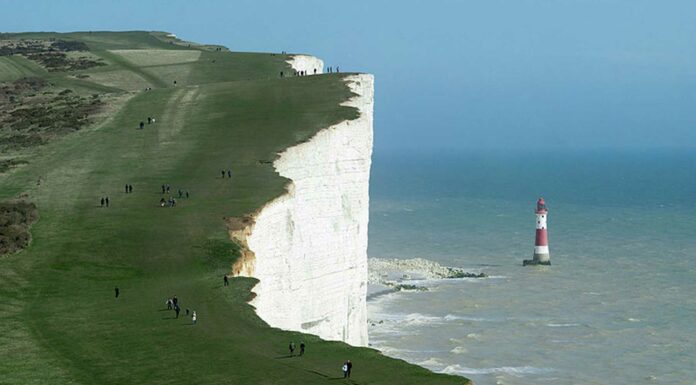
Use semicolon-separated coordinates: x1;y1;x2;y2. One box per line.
0;31;468;385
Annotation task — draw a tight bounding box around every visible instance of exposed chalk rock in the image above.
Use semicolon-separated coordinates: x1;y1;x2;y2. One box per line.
232;68;373;347
287;54;324;75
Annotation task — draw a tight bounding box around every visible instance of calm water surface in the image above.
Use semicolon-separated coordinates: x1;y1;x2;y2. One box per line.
367;149;696;385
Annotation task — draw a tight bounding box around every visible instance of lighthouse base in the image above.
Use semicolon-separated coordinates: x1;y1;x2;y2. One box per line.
523;254;551;266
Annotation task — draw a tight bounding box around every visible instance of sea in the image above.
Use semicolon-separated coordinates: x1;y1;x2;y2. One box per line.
366;149;696;385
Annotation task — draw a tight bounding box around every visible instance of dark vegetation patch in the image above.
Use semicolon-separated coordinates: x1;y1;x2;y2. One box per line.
0;38;106;71
0;158;28;173
0;77;104;152
0;200;38;256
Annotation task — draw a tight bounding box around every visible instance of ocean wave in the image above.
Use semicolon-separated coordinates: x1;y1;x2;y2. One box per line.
450;346;468;354
546;323;580;328
370;312;491;328
418;357;445;366
441;364;554;376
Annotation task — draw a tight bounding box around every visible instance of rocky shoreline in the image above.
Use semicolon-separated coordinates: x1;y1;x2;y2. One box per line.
367;257;486;298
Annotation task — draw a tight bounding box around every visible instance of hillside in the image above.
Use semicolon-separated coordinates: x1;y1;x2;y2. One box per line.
0;31;468;384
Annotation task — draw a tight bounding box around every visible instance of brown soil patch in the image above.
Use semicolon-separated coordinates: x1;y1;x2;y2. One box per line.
0;200;38;256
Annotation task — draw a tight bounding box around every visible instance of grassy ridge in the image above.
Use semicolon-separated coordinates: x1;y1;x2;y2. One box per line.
0;31;468;384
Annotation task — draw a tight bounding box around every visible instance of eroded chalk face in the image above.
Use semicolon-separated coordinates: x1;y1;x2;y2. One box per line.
237;72;374;347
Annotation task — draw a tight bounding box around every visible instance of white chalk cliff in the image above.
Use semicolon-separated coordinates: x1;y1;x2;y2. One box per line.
231;58;373;347
287;54;324;75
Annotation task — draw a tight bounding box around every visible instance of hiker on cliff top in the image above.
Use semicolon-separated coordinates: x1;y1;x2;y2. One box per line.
223;275;229;286
161;184;166;194
300;342;305;356
289;342;296;356
115;287;119;298
160;197;166;207
192;311;197;325
221;170;225;178
174;304;180;318
139;121;144;129
129;184;133;193
100;197;105;207
342;362;348;378
147;117;152;124
105;197;109;207
125;184;129;193
227;170;232;178
166;298;173;310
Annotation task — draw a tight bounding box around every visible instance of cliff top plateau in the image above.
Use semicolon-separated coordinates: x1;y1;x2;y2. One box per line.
0;31;468;384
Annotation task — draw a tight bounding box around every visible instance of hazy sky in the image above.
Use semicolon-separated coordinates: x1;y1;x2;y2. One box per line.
3;0;696;150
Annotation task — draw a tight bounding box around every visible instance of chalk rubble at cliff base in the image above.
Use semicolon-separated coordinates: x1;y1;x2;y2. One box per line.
368;257;487;288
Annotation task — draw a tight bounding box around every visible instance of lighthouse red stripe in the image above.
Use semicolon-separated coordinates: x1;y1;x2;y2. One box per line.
535;229;548;246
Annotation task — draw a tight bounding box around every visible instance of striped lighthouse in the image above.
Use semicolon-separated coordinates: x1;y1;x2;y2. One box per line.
524;197;551;266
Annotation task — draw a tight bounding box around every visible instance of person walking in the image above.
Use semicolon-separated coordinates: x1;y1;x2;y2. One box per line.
186;191;189;198
125;184;129;193
162;184;166;194
100;197;105;207
346;360;352;378
115;287;120;298
166;298;173;310
175;304;180;318
300;342;305;356
289;342;296;356
221;170;225;178
223;275;229;286
105;197;109;207
192;311;197;325
342;362;348;378
129;184;133;193
139;121;144;129
227;169;231;178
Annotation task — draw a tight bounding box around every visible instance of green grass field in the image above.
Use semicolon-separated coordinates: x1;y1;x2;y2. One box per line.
0;31;469;385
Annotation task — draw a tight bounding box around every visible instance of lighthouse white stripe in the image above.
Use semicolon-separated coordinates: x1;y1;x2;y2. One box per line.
534;245;549;254
536;214;547;229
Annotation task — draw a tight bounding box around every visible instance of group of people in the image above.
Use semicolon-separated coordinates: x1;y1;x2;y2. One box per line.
138;116;156;129
160;197;177;207
100;196;110;207
288;341;306;356
165;295;196;324
159;183;190;207
282;67;337;79
221;169;232;178
124;184;133;193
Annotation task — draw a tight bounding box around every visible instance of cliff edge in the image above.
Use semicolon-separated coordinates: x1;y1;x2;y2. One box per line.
232;59;373;346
